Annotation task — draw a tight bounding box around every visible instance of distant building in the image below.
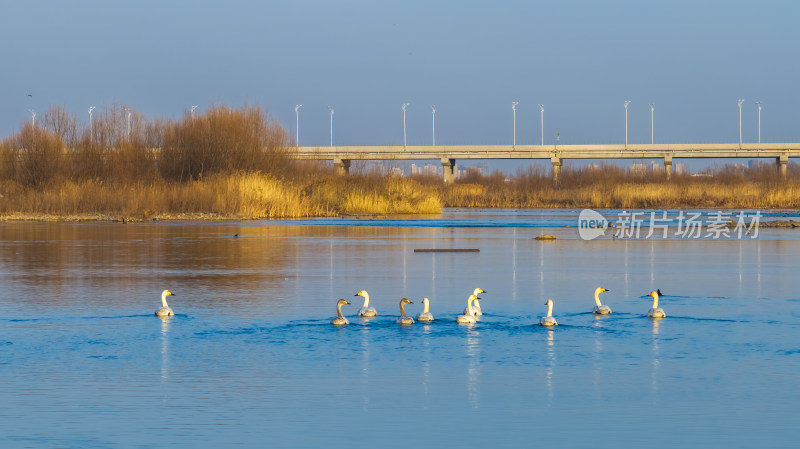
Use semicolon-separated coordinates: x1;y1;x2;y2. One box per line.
390;167;404;177
630;163;647;176
424;163;439;176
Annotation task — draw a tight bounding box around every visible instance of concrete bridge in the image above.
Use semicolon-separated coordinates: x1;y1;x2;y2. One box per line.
291;143;800;182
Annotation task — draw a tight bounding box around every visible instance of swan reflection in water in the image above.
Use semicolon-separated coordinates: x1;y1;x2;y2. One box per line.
545;329;556;403
159;314;172;384
466;329;481;409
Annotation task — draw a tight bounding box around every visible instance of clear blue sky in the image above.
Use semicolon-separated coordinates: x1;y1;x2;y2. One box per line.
2;0;798;148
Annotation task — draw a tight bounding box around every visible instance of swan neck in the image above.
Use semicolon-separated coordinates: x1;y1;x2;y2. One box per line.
336;302;344;317
423;300;429;313
594;290;602;307
547;302;554;317
400;302;407;317
652;295;659;309
466;296;474;315
161;292;170;308
361;293;369;308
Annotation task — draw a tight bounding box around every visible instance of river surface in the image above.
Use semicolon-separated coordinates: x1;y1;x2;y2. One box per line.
1;209;799;448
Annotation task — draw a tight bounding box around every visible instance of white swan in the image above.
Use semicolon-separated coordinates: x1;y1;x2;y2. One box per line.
463;287;486;315
457;294;479;324
155;289;175;317
355;290;378;317
397;298;415;325
331;299;350;325
539;299;558;327
415;297;434;322
647;290;666;318
592;287;612;315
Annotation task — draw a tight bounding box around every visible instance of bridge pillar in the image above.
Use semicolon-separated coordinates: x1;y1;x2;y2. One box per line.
333;158;351;176
777;154;788;178
664;155;673;180
551;157;562;185
441;158;456;183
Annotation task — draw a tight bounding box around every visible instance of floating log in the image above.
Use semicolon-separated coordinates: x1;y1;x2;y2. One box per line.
534;235;557;241
414;248;480;253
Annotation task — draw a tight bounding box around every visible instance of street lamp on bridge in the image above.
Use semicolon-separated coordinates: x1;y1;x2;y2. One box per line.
738;98;745;144
512;101;519;146
190;105;198;120
624;100;631;145
29;109;36;127
328;106;334;147
538;104;544;146
295;104;302;146
402;103;410;148
430;105;436;146
755;101;762;143
649;103;655;144
88;106;96;140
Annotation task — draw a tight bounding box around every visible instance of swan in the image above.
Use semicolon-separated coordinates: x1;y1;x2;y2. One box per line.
397;298;415;325
415;297;434;322
355;290;378;317
457;294;479;324
155;289;175;317
592;287;612;315
539;299;558;327
647;290;666;318
331;299;350;325
463;287;486;315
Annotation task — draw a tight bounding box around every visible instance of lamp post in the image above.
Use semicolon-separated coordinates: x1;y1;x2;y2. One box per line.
328;106;334;147
624;100;631;145
649;103;655;144
402;103;410;148
295;104;302;146
737;99;745;144
755;101;762;143
511;101;519;146
538;104;544;145
122;107;131;141
190;105;198;120
29;109;36;127
88;106;96;140
430;105;436;146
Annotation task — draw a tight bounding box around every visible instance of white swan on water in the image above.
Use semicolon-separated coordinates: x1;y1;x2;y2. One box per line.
539;299;558;327
457;294;479;324
416;297;434;322
355;290;378;317
463;287;486;316
331;299;350;326
397;298;415;325
647;290;666;318
592;287;612;315
155;290;175;317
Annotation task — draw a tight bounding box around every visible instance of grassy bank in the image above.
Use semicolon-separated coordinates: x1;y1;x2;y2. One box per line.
0;172;443;220
437;164;800;210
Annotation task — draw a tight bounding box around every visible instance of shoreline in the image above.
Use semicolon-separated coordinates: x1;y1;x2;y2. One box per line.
3;208;799;224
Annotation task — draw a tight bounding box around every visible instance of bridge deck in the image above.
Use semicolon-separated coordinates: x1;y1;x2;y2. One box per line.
292;143;800;160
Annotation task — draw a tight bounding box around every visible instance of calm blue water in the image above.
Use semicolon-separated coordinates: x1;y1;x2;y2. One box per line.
1;209;799;448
